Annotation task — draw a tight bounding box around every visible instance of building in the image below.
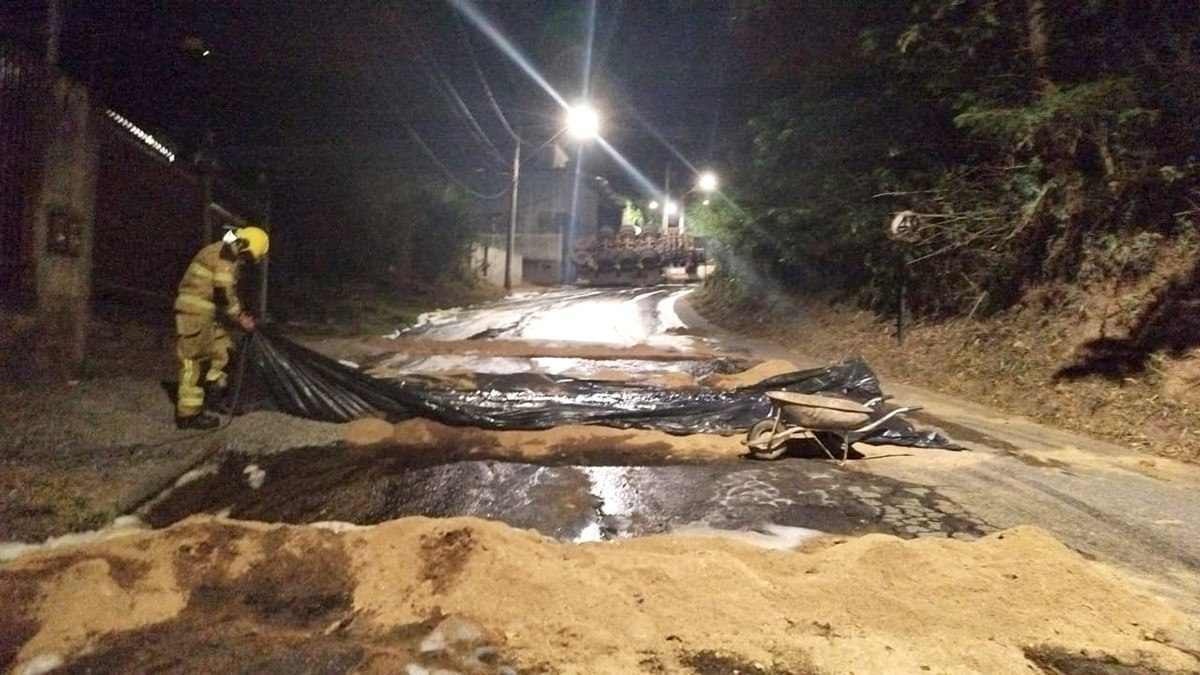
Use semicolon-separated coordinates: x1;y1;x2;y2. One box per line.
472;142;600;285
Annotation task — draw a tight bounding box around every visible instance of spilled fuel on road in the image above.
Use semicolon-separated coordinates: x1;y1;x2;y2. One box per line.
137;288;983;547
141;444;991;544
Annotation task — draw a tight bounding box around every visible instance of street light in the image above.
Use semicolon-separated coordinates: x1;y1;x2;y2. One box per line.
504;103;602;291
648;200;659;210
679;170;719;234
565;103;601;141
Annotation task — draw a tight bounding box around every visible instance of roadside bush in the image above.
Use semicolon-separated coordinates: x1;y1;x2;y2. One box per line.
707;1;1200;321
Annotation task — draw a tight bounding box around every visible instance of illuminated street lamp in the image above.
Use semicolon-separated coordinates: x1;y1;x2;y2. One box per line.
565;103;601;141
648;200;660;210
664;201;678;216
679;170;719;234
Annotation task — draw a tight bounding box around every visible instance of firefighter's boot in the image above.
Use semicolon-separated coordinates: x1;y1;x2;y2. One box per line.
176;412;221;430
204;380;231;414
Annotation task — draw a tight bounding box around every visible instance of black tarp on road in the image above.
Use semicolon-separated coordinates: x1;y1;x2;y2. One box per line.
242;329;960;450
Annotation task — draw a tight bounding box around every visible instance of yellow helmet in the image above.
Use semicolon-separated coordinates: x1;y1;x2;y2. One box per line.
233;226;269;262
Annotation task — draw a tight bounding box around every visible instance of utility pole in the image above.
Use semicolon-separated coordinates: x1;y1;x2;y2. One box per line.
662;164;671;232
504;141;521;291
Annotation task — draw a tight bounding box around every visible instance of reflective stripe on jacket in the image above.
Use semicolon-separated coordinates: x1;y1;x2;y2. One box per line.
174;242;242;319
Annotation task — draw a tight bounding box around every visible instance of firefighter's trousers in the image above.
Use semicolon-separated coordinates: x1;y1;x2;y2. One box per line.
175;313;231;418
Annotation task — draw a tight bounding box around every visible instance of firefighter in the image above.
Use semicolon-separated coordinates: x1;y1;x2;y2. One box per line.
173;226;268;429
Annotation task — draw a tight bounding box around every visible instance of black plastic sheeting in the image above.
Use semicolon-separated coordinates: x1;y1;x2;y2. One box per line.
242;329;961;450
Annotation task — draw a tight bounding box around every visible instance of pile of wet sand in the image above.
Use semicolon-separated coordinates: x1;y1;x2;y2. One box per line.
345;417;747;462
311;336;718;364
4;516;1197;674
700;358;800;390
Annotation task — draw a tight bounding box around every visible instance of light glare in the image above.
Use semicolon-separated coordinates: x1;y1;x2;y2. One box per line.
698;171;718;192
566;104;601;141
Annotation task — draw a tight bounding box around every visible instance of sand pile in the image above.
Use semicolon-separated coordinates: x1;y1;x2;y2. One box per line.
702;359;800;390
4;516;1198;674
324;336;717;362
345;417;746;462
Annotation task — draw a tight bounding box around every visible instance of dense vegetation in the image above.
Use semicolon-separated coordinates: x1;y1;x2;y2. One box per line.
696;1;1200;318
268;177;491;331
274;176;478;290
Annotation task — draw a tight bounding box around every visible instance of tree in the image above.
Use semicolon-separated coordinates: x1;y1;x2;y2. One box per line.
705;0;1200;316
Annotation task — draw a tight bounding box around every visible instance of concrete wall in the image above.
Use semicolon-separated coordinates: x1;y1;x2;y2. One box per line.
478;233;563;262
30;74;99;375
522;258;561;286
470;243;521;288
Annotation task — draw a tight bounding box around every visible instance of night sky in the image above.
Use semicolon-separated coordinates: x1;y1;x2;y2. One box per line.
30;0;745;201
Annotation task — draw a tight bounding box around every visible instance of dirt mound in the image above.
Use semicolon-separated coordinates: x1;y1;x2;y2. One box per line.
5;517;1198;673
383;418;746;462
702;359;800;390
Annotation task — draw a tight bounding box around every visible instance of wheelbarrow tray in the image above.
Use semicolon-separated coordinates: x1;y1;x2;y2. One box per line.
766;391;873;431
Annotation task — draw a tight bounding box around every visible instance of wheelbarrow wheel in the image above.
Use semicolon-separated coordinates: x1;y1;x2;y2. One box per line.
747;419;789;460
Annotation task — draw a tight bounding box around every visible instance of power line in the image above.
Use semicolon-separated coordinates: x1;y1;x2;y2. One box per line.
349;35;512;201
404;123;510;200
405;21;509;168
429;64;509;166
453;11;522;144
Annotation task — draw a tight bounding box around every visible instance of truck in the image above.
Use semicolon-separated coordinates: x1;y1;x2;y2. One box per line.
572;231;706;286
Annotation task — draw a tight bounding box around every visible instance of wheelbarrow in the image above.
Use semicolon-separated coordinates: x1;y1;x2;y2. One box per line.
744;391;921;463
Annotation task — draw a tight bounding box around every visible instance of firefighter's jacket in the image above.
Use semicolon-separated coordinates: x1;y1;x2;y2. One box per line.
174;242;243;321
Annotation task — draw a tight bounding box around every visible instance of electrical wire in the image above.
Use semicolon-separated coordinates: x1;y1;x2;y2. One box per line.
405;21;510;168
453;11;522;143
356;38;513;200
405;123;512;200
427;64;510;167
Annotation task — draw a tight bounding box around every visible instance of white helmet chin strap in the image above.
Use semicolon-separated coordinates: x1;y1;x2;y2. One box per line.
222;229;239;246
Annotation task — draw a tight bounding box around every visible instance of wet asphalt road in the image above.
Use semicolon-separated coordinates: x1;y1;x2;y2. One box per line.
151;285;1200;613
153;286;990;544
148;450;991;545
401;285;1200;614
399;285;697;349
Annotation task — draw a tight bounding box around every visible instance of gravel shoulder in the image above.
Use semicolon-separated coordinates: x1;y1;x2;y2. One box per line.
0;329;343;543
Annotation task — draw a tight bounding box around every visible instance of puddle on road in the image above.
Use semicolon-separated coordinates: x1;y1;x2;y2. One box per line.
142;444;991;545
575;466;639;543
367;355;719;380
398;287;702;352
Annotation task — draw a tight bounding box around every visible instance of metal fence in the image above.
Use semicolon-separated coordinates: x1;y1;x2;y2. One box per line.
478;232;564;262
0;39;267;313
0;41;50;305
92;119;268;310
